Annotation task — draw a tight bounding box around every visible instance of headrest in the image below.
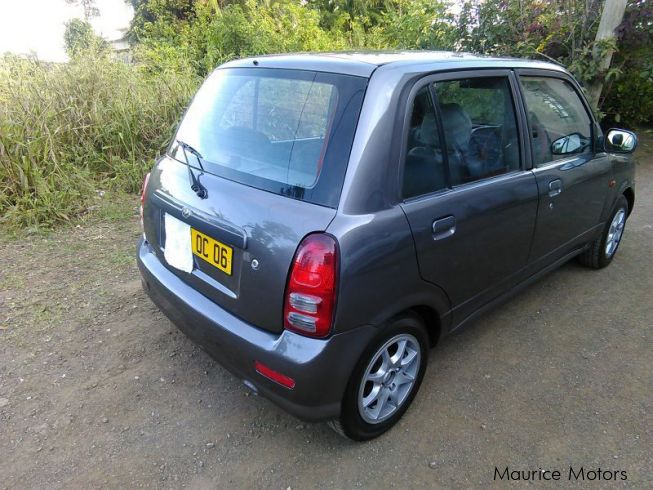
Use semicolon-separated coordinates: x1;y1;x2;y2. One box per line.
440;103;472;150
416;112;439;147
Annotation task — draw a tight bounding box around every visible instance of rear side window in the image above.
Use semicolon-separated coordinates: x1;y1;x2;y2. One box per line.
173;68;367;208
433;77;520;185
403;87;447;198
520;76;592;166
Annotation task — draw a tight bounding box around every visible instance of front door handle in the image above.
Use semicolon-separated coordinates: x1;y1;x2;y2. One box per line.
432;215;456;240
548;179;562;197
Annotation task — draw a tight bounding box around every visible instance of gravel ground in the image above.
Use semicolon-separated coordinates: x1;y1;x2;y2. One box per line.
1;135;652;489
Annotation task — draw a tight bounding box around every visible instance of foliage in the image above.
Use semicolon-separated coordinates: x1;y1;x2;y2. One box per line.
127;0;462;75
64;18;109;58
373;0;457;50
0;53;198;228
196;0;347;73
125;0;652;126
456;0;601;60
127;0;197;47
601;0;653;127
454;0;652;125
129;0;354;75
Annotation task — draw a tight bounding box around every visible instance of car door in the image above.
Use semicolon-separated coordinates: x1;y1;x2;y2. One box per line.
400;71;539;326
517;71;612;263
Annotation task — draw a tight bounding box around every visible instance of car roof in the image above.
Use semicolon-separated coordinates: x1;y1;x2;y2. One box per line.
220;51;569;78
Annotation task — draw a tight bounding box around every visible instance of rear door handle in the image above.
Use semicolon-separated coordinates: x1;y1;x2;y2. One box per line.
548;179;562;197
432;215;456;240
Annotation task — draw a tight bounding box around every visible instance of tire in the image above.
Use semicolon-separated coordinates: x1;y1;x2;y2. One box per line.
329;312;429;441
577;195;629;269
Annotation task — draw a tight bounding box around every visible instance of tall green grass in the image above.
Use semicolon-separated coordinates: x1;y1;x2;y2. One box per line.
0;54;198;228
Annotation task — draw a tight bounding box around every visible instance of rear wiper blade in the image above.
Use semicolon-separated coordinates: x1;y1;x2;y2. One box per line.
178;140;205;171
176;140;208;199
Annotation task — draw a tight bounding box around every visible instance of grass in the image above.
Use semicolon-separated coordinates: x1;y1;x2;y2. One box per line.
1;270;26;290
0;190;138;240
0;53;198;230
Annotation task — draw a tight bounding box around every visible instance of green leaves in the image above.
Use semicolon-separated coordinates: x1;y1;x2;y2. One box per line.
63;18;108;59
128;0;460;75
0;54;198;229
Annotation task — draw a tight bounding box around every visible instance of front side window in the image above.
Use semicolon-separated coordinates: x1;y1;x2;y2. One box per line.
520;76;592;166
433;77;521;185
402;87;447;198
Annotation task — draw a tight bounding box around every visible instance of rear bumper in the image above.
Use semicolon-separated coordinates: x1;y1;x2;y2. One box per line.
137;238;375;422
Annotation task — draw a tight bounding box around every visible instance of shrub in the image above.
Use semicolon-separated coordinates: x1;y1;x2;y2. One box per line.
132;0;352;75
64;18;109;58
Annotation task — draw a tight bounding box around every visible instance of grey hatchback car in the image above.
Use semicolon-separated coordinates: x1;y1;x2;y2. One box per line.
137;52;637;440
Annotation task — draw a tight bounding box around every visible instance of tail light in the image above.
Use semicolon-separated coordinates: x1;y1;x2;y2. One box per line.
139;172;151;235
284;233;338;338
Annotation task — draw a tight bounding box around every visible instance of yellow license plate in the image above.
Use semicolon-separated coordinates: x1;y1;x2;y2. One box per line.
191;228;233;276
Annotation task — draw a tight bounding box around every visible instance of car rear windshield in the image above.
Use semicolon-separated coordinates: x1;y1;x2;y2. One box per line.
172;68;368;208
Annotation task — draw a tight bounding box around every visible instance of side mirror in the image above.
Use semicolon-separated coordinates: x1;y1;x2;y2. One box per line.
551;132;588;155
605;128;637;154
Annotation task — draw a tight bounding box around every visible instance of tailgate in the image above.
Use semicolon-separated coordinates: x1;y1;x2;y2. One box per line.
142;157;337;334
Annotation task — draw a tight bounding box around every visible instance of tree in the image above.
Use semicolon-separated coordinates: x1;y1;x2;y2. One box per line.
600;0;653;125
127;0;197;43
63;18;108;58
378;0;457;50
65;0;100;21
588;0;628;106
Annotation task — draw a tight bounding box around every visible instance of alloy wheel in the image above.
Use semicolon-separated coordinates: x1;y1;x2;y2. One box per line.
357;333;421;424
605;208;626;258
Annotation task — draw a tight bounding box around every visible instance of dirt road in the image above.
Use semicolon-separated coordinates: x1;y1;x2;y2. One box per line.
1;136;652;488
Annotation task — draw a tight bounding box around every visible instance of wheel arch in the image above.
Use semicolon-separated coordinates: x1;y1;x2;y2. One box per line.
408;305;443;348
623;187;634;217
370;304;446;348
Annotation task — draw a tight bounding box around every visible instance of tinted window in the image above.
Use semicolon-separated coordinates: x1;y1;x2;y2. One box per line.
173;68;367;208
521;76;592;166
434;77;520;185
219;77;335;142
403;87;447;198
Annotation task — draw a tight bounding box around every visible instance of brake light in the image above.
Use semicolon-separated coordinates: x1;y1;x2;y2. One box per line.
284;234;337;338
140;172;150;234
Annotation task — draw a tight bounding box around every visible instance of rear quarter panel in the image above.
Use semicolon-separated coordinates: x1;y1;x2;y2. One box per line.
327;208;451;338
